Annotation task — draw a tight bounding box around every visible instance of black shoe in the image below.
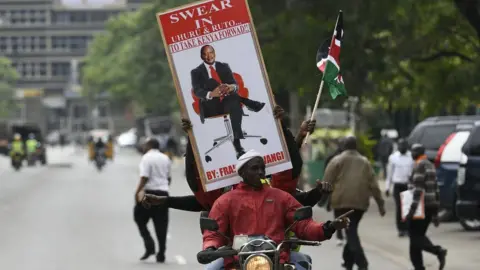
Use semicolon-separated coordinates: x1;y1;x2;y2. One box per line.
437;248;447;270
156;254;165;263
140;250;155;260
398;231;408;237
244;100;265;112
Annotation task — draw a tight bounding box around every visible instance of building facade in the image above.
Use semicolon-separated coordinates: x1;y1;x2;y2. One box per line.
0;0;148;134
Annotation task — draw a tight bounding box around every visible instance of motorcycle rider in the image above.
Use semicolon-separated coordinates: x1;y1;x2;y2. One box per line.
10;133;25;161
200;149;350;270
26;133;39;161
94;137;106;160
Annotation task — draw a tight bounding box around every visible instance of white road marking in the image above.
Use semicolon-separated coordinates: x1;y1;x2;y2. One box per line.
175;255;187;265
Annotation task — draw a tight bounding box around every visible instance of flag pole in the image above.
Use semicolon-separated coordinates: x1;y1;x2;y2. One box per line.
302;80;324;145
302;10;342;146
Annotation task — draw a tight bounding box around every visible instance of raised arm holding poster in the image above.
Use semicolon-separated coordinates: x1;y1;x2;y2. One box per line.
156;0;292;192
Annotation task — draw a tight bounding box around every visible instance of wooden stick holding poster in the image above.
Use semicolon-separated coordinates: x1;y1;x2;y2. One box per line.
156;0;292;192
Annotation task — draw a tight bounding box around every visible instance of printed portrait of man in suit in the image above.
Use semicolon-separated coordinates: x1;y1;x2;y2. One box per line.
190;45;265;157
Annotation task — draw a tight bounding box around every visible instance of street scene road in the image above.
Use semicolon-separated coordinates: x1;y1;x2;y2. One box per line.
0;146;478;270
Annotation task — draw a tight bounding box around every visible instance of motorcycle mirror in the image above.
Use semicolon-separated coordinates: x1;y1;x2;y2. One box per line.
294;206;313;221
200;217;219;232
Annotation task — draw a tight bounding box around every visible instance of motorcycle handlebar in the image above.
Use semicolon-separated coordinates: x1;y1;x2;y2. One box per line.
282;239;321;246
197;248;238;264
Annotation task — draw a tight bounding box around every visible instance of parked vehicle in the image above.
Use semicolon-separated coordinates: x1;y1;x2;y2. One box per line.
456;121;480;231
408;115;480;162
135;116;180;155
435;130;471;221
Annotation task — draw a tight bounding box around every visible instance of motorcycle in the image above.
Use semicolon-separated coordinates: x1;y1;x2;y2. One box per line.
94;148;106;171
27;152;37;166
197;206;321;270
11;152;23;171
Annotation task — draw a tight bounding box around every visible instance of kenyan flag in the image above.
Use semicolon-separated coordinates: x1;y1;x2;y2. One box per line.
316;11;347;99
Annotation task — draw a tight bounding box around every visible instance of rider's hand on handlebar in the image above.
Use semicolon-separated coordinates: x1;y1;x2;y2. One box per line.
181;118;192;132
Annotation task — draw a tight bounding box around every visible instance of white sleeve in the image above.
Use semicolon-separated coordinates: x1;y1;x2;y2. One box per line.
139;157;150;178
385;154;395;190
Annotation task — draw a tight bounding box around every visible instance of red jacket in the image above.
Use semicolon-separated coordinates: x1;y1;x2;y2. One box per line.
192;163;296;210
203;182;329;268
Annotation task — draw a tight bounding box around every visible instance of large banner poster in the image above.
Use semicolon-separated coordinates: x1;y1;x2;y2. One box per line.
157;0;292;191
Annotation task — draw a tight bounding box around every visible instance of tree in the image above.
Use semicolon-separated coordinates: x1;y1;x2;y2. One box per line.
83;0;480;120
0;57;19;117
82;0;190;115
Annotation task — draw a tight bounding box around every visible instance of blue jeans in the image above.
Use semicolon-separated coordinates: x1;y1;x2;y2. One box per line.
204;252;312;270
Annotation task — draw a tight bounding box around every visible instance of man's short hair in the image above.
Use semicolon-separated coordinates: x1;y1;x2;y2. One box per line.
200;44;214;57
343;136;357;150
146;138;160;150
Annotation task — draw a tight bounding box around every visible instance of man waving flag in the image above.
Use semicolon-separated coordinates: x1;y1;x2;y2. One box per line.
316;11;347;99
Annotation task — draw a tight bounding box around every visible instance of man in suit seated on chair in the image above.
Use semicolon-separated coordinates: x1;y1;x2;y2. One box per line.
191;44;265;157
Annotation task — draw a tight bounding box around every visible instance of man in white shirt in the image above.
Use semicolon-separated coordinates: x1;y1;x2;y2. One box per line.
134;138;171;263
385;139;414;237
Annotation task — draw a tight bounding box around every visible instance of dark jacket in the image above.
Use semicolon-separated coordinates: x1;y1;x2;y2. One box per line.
410;157;439;210
191;61;237;100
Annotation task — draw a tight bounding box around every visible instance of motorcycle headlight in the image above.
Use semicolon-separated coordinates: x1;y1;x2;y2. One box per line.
245;254;273;270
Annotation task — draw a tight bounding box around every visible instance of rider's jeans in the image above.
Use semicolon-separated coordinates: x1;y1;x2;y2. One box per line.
204;252;312;270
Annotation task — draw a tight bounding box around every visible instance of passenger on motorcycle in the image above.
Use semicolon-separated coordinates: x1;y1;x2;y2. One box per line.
142;105;325;212
10;133;24;158
201;150;350;270
26;133;38;156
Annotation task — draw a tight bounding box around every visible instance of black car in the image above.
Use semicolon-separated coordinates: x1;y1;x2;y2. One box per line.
456;121;480;231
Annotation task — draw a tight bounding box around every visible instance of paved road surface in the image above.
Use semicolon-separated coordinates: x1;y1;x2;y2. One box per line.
0;147;477;269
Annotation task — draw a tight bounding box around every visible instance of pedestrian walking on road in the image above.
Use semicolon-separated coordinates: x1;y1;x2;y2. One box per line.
385;138;414;237
323;136;386;270
406;144;447;270
134;138;171;263
323;138;346;246
377;133;394;178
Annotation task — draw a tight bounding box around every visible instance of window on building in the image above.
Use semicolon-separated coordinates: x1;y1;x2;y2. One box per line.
70;12;87;23
52;12;70;24
52;36;69;51
52;62;71;77
39;63;47;77
0;37;6;52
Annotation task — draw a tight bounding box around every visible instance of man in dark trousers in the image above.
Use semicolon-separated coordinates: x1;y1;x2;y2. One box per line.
134;138;171;263
191;44;265;157
385;138;414;237
377;133;394;178
323;136;386;270
407;144;447;270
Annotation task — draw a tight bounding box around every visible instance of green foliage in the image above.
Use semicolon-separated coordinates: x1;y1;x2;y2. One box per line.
0;57;19;117
83;0;480;117
357;133;377;163
82;0;190;115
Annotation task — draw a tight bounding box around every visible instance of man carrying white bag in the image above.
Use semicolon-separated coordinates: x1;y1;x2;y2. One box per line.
400;144;447;270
